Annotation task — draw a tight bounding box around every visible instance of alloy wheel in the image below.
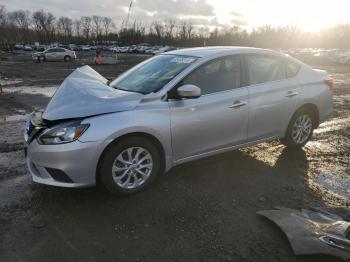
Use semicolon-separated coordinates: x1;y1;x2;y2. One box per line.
291;114;312;144
111;147;153;189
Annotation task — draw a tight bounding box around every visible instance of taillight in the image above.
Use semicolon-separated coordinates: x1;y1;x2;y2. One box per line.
324;77;334;91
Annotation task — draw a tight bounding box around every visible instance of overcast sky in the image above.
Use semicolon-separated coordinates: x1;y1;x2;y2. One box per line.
1;0;350;31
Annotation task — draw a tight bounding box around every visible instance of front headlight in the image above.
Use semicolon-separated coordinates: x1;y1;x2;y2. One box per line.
37;121;89;145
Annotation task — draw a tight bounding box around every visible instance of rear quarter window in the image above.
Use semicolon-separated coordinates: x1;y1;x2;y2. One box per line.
286;60;301;78
246;55;286;85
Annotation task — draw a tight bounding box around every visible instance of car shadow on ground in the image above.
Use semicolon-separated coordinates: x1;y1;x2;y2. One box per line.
1;146;342;262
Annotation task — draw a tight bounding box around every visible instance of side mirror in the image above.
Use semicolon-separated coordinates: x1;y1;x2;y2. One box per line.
177;84;201;99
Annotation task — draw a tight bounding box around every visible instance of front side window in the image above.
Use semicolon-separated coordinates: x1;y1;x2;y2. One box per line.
109;55;196;94
246;55;285;85
182;56;241;95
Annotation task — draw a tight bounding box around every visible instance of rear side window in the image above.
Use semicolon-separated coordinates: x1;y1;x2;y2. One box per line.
285;60;300;78
246;55;285;85
182;56;241;95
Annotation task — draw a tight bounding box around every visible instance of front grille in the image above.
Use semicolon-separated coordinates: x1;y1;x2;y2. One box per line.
45;168;73;183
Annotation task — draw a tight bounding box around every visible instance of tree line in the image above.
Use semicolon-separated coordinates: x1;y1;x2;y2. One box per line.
1;5;350;49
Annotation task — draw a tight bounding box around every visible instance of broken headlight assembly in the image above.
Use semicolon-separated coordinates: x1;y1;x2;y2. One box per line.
37;121;89;145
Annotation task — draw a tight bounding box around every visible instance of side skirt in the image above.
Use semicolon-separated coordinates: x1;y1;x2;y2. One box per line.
174;135;279;165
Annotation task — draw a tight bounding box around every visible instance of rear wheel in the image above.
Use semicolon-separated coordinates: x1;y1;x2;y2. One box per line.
281;108;315;148
99;137;162;195
64;55;71;62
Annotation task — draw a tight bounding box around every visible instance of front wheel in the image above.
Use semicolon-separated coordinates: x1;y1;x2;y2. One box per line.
64;55;71;62
281;108;315;148
99;137;162;195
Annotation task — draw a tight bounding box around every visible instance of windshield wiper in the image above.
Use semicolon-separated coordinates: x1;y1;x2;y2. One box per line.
112;86;146;94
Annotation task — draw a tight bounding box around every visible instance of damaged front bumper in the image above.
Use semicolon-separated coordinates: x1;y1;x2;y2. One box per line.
24;111;100;188
26;139;100;188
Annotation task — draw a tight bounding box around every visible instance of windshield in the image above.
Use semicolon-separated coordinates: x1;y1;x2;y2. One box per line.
109;55;196;94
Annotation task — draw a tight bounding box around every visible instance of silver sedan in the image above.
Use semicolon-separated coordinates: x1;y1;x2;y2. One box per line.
24;47;334;194
32;47;77;62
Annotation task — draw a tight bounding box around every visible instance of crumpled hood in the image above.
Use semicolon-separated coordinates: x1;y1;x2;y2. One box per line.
43;65;144;121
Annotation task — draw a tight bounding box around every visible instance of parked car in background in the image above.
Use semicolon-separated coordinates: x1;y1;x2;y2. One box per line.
145;46;161;55
14;44;24;50
24;47;333;195
32;47;76;62
23;45;33;51
80;45;91;51
35;45;48;52
68;44;80;51
135;45;150;53
152;46;177;55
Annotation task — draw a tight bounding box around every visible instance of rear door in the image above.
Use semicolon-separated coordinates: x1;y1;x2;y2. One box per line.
56;48;67;60
169;55;249;162
244;54;301;140
44;48;57;61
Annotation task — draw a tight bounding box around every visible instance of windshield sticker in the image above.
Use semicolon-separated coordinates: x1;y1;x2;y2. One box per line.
170;57;195;64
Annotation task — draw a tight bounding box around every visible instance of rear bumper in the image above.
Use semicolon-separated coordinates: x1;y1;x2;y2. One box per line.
26;139;102;188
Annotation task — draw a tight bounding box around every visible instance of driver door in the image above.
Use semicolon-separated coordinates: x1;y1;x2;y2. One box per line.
169;56;249;162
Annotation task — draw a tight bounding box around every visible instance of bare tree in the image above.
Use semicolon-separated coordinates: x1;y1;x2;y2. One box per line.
8;10;31;42
102;17;113;41
92;15;103;41
186;20;194;40
81;16;92;40
179;20;187;40
0;5;7;26
164;19;176;40
3;4;350;49
57;16;73;43
153;21;164;44
73;19;81;39
32;10;55;43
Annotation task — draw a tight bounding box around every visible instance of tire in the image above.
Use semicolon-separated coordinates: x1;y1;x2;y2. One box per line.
99;137;162;195
281;108;315;148
64;55;71;62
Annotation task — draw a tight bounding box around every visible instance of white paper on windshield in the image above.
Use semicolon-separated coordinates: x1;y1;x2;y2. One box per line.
170;57;195;64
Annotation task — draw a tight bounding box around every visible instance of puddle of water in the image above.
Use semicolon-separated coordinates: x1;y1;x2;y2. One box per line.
2;85;58;97
0;78;24;86
0;114;28;123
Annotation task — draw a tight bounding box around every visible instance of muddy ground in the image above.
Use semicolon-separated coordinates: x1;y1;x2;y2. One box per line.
0;50;349;262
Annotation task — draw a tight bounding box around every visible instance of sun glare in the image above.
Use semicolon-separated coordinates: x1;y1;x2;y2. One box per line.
208;0;350;31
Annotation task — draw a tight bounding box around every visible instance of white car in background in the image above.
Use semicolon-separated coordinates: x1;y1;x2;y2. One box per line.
80;45;91;51
152;46;177;55
32;47;77;62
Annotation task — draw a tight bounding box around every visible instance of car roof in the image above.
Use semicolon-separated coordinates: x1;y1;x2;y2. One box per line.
166;46;281;58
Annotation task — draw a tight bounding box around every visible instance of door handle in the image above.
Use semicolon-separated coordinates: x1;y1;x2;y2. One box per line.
285;91;299;98
229;101;247;109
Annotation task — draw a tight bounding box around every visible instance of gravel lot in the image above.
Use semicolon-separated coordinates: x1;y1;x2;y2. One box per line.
0;50;349;262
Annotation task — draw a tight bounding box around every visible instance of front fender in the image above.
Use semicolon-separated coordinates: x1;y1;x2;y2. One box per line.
78;108;173;172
